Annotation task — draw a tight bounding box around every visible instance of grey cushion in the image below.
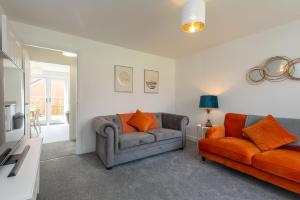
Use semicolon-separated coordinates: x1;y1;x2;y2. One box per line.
148;128;182;141
245;115;300;146
119;133;155;150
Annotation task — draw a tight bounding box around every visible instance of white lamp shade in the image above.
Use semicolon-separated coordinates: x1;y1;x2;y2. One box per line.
182;0;206;33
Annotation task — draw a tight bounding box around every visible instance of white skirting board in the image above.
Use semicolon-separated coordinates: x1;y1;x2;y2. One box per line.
0;138;42;200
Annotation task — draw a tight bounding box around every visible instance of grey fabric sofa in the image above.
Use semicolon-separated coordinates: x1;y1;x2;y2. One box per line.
92;113;189;169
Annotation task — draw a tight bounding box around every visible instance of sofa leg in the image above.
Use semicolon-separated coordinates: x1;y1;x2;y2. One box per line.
202;157;206;162
106;167;113;170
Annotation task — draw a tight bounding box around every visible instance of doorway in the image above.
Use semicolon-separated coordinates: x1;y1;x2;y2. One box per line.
24;45;77;160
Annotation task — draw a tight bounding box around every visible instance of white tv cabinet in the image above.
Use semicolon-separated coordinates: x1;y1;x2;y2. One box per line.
0;138;42;200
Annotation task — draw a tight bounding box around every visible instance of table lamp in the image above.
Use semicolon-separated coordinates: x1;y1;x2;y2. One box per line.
199;95;219;127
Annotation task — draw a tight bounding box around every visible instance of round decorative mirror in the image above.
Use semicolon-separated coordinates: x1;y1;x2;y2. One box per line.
287;58;300;80
263;56;291;81
246;67;265;84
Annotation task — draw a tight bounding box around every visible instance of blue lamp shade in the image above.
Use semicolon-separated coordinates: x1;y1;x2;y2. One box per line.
199;95;219;109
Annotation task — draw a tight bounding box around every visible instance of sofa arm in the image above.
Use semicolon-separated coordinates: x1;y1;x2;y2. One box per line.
205;126;225;139
162;113;189;148
92;117;119;167
92;117;118;136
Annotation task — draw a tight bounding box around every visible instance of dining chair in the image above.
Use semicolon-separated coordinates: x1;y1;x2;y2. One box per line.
30;109;41;136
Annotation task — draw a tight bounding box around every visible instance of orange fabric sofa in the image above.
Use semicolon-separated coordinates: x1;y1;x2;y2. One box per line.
198;113;300;195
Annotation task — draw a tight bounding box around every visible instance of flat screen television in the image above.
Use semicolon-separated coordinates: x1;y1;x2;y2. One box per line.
0;57;25;166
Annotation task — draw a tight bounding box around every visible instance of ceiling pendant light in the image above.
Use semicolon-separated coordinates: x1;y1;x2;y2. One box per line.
182;0;206;33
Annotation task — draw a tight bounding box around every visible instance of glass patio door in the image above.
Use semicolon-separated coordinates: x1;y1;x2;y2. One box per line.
31;78;68;125
48;79;67;123
30;78;47;123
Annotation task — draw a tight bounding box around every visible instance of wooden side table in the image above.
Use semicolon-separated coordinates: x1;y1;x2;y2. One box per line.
196;124;211;140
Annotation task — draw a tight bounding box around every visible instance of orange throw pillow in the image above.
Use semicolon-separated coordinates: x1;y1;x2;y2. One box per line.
117;113;137;133
243;115;297;151
145;113;158;129
127;110;153;132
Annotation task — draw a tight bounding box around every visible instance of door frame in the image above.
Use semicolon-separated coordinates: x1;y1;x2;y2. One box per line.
25;44;79;154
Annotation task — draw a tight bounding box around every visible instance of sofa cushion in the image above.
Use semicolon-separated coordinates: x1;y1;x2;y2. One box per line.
145;113;159;129
118;112;160;134
118;113;137;133
119;132;155;149
128;110;153;132
148;128;182;141
253;149;300;184
246;115;300;147
199;137;261;165
224;113;247;138
243;115;297;151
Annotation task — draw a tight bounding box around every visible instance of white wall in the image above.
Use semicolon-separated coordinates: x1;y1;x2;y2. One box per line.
11;21;176;154
176;19;300;140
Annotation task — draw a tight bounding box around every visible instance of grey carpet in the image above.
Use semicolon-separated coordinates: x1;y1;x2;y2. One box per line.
41;141;76;161
37;141;299;200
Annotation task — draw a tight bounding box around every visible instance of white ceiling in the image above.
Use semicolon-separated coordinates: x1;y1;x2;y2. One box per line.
1;0;300;58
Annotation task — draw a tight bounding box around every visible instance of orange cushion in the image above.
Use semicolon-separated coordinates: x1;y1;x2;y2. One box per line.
118;112;158;133
118;113;137;133
224;113;247;138
144;113;158;129
253;149;300;184
243;115;297;151
198;137;261;165
127;110;153;132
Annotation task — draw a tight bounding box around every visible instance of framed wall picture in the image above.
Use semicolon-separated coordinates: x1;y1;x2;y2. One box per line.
144;69;159;93
114;65;133;93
